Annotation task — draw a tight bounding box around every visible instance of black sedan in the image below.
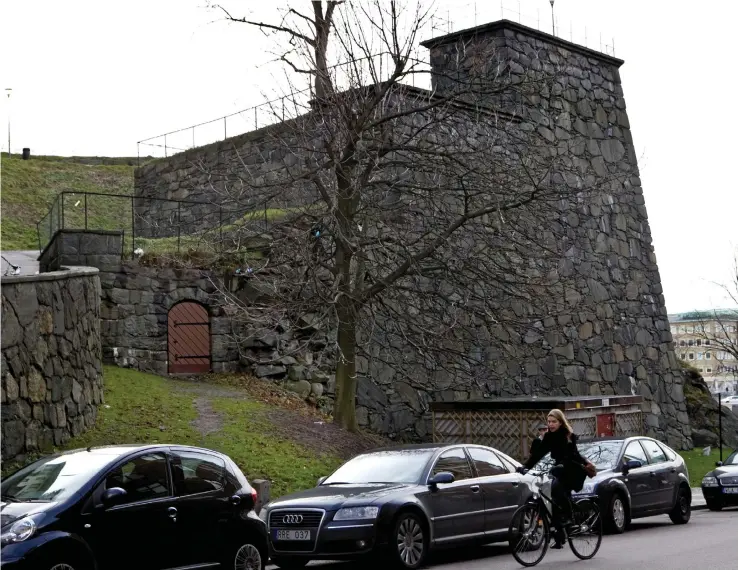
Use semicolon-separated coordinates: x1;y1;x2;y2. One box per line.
701;448;738;510
259;443;533;569
532;436;692;534
1;444;267;570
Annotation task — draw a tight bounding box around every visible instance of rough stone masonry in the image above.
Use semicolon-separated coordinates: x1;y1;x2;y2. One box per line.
133;20;691;448
1;267;104;461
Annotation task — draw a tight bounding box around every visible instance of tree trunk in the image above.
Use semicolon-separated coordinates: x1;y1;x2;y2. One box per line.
334;295;358;431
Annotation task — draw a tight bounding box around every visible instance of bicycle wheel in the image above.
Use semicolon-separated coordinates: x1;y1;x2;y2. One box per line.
568;498;603;560
509;503;550;567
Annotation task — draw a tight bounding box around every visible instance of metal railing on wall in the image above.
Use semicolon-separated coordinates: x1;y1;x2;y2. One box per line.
36;191;274;259
136;52;430;163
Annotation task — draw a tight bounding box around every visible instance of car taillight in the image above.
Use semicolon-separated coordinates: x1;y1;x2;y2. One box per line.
251;488;258;505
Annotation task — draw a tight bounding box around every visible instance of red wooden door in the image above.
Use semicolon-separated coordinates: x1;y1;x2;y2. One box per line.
168;302;211;374
596;413;615;437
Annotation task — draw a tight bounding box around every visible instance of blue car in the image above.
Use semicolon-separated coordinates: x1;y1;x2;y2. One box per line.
1;444;267;570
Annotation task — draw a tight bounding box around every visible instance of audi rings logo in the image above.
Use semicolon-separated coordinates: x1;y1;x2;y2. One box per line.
282;514;304;524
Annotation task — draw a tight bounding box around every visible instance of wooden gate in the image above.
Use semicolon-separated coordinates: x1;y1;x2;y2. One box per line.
167;301;211;374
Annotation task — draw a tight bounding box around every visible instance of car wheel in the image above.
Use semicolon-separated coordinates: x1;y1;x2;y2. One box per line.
706;498;723;511
606;493;627;534
271;557;308;569
390;512;428;569
232;541;265;570
668;486;691;524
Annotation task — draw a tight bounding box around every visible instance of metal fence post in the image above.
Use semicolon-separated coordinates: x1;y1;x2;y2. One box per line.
61;193;65;231
192;127;195;149
36;222;41;252
164;134;168;158
137;143;140;167
84;193;88;230
254;107;258;130
224;116;227;140
131;196;135;258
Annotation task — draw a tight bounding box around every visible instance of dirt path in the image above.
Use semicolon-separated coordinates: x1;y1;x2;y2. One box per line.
168;375;388;458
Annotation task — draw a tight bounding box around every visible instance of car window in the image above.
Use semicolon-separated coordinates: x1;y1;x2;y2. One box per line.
432;448;472;481
657;442;676;462
641;440;667;465
105;453;170;504
171;451;226;496
468;448;509;477
622;441;648;466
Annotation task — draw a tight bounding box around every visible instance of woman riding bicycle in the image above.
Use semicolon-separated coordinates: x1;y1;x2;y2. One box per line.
518;409;596;546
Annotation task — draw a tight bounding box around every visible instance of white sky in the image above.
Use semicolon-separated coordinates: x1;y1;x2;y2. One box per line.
1;0;736;313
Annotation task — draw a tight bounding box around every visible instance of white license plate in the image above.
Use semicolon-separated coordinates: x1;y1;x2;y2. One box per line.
274;529;312;541
723;487;738;494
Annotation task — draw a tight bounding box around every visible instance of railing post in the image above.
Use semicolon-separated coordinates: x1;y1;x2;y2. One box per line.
61;193;65;231
254;107;258;130
37;222;41;252
224;116;227;139
137;143;140;167
164;134;168;158
84;193;88;230
131;196;135;258
177;202;181;253
192;127;195;149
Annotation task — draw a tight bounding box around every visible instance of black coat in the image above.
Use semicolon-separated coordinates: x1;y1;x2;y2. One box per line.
524;428;588;492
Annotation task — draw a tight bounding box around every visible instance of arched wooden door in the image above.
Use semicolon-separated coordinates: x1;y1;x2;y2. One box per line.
168;301;211;374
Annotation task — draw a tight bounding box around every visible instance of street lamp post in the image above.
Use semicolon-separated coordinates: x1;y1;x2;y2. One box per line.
549;0;555;36
5;88;11;157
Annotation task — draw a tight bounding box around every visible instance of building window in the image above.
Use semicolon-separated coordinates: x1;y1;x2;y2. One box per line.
705;340;711;346
679;340;686;346
688;339;694;346
698;352;704;360
696;339;702;346
706;368;712;373
688;353;695;360
706;352;711;360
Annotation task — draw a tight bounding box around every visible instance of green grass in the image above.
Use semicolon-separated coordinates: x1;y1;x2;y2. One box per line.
679;447;736;487
2;365;342;497
1;156;133;250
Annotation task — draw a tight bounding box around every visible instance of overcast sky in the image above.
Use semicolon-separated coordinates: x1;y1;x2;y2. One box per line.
1;0;736;314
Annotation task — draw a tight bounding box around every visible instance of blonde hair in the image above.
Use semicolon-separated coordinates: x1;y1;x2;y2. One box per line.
548;409;575;435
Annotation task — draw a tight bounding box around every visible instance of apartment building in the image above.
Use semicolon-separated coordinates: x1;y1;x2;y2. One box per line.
668;311;738;395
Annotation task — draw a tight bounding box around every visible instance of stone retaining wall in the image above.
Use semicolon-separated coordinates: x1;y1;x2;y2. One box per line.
39;229;124;272
1;267;104;462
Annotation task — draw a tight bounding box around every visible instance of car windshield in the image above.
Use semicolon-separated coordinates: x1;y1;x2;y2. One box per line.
1;452;115;503
322;449;436;485
532;440;623;472
725;451;738;466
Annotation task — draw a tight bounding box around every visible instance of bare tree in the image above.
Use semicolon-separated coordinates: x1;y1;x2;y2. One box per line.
199;0;615;431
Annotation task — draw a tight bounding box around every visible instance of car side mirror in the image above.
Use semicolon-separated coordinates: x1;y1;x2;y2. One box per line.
101;487;127;507
317;476;327;486
715;461;723;467
622;459;642;473
428;472;455;489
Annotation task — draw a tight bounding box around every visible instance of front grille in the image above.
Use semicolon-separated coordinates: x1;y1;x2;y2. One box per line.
269;510;324;528
720;476;738;486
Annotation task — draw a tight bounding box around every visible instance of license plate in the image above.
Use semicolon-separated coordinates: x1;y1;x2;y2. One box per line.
274;529;312;541
723;487;738;494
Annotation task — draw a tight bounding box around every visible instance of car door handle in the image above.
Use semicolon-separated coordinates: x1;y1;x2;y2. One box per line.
167;507;178;521
670;468;676;473
511;481;520;487
230;494;241;506
649;472;656;477
470;485;480;493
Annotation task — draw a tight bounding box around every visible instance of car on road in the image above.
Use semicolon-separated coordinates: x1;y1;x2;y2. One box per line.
1;444;267;570
701;448;738;510
259;443;533;569
532;436;692;534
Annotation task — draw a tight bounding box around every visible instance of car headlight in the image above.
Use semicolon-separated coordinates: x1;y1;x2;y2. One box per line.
575;482;597;495
718;476;738;485
1;517;36;545
334;506;379;521
702;476;719;487
258;508;268;523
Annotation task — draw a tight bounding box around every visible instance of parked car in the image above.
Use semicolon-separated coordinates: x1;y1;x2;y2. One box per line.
259;443;532;569
701;448;738;510
1;444;267;570
532;436;692;534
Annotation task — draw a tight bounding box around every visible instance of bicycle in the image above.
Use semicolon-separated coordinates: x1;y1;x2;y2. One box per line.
508;466;603;567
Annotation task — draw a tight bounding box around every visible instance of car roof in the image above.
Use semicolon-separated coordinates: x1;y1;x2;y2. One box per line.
359;443;449;454
54;443;230;462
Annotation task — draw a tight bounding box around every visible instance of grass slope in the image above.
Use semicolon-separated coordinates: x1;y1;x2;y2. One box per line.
1;157;133;250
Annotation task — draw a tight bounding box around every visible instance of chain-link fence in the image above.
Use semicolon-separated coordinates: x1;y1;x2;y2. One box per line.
36;191;271;259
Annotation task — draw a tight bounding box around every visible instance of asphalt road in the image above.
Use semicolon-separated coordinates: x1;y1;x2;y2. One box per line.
278;508;737;570
1;250;40;275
